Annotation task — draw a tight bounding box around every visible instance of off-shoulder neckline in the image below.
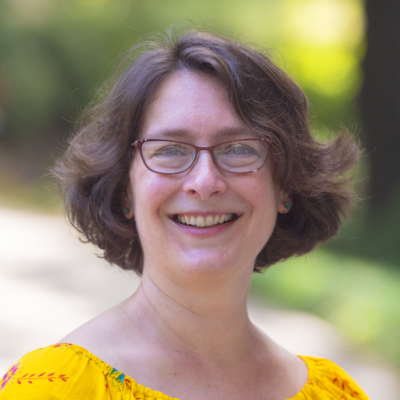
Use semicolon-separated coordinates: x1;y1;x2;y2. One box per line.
48;343;316;400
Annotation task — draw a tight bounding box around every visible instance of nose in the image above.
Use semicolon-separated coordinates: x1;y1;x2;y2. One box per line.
182;150;227;200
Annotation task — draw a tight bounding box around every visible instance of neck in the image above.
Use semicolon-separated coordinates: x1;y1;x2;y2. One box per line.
120;263;262;362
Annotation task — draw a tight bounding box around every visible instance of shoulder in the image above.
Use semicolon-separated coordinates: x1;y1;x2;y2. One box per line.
0;343;126;399
292;356;370;400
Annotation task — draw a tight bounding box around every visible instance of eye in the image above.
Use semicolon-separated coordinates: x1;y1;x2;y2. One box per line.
153;145;189;157
224;144;257;156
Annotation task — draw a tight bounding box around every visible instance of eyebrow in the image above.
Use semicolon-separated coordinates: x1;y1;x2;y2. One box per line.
144;127;256;140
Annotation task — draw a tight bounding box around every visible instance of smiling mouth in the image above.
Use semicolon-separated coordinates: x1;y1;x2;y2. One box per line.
173;213;238;228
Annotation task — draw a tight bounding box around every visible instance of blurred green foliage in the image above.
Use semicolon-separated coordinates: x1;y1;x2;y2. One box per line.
0;0;364;144
251;249;400;368
326;186;400;268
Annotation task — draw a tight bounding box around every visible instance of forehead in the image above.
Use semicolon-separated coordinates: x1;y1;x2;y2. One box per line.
139;71;252;142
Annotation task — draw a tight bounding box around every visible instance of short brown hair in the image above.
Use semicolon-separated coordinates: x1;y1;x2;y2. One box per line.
53;28;360;275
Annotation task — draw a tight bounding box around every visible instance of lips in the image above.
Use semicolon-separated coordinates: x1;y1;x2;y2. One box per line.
174;213;237;227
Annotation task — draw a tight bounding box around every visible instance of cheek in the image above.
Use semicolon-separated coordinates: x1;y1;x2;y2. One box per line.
130;176;165;254
242;173;279;212
130;164;178;228
242;173;280;236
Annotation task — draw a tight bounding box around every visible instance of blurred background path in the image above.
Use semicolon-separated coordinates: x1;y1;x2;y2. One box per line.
0;206;399;399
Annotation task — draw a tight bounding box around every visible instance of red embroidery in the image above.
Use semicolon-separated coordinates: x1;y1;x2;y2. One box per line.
16;373;69;384
332;372;362;399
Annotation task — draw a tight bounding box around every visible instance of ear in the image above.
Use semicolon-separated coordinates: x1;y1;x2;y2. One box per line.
122;183;135;219
277;190;292;214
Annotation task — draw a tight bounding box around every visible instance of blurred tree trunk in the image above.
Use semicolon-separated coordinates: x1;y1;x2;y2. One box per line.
360;0;400;208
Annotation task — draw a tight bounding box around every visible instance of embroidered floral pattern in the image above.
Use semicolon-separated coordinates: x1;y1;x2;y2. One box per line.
0;345;369;400
0;363;19;391
16;372;69;385
109;368;125;386
293;356;368;400
332;373;362;399
52;343;73;348
65;345;127;391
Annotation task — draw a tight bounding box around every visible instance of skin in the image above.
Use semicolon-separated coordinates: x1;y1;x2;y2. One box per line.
61;71;308;400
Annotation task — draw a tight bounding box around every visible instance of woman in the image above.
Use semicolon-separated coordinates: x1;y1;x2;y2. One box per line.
0;29;368;399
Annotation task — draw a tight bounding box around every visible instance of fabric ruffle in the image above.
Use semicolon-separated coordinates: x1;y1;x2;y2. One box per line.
290;356;368;399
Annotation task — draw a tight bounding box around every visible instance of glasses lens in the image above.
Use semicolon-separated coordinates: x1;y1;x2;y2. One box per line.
214;140;267;173
141;141;196;173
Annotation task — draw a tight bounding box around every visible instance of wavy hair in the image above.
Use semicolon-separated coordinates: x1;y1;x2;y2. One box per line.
53;28;361;275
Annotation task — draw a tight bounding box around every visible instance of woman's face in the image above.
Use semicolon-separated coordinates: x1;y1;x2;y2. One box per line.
126;71;288;282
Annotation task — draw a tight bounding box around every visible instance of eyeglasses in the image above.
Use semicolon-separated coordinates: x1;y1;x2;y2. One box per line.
132;138;270;174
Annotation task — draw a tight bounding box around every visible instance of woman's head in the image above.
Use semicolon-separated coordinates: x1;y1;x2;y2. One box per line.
125;71;291;282
53;28;360;275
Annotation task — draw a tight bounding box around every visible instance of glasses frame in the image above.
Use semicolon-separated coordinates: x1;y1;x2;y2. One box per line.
132;138;271;175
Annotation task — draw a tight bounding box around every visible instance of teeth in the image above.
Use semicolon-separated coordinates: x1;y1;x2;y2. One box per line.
205;216;214;226
196;216;205;227
176;214;235;227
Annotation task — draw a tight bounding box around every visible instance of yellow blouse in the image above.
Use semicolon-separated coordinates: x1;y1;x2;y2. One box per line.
0;343;369;399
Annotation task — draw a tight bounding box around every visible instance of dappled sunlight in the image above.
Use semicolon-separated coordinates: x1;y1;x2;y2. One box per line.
281;0;364;48
283;45;361;97
277;0;364;98
0;0;365;136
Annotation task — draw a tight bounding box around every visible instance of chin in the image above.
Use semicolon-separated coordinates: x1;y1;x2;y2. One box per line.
172;249;253;279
